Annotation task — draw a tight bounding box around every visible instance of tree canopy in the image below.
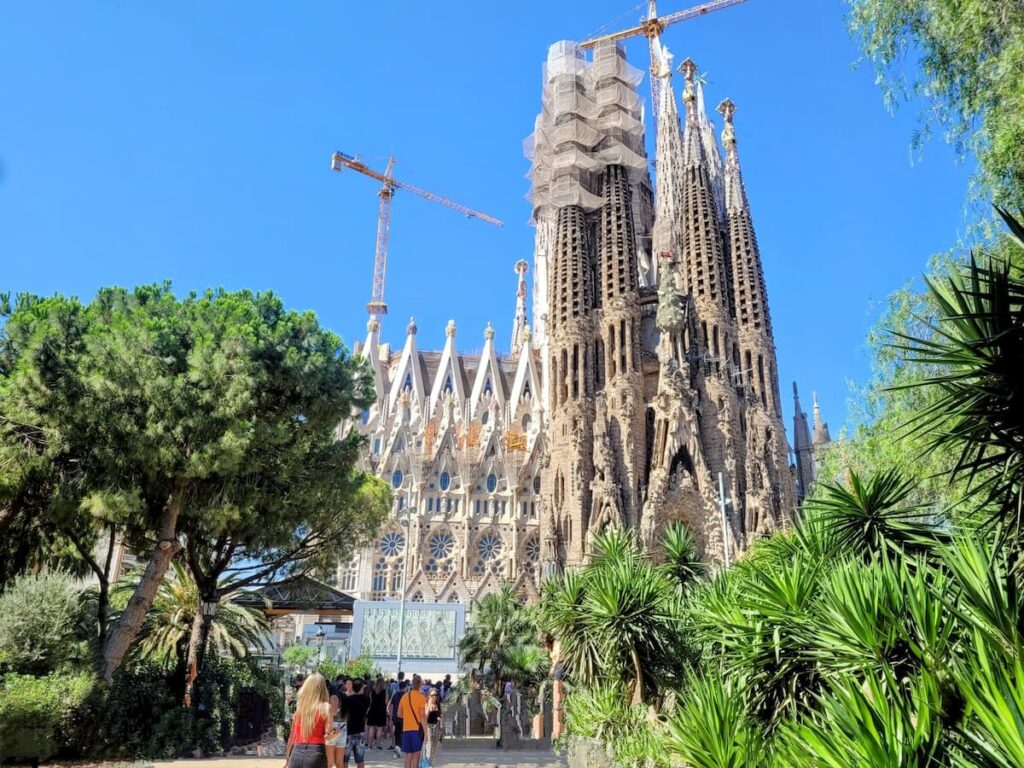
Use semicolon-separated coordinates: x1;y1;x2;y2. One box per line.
848;0;1024;210
0;284;387;679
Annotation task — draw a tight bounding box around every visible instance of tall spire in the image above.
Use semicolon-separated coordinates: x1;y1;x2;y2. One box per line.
718;98;771;336
812;392;832;447
717;98;748;212
678;57;730;317
650;41;685;284
792;383;815;502
511;259;530;356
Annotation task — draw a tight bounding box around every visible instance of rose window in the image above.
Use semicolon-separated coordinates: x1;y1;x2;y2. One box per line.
429;533;455;560
380;532;405;558
524;537;540;562
477;533;503;561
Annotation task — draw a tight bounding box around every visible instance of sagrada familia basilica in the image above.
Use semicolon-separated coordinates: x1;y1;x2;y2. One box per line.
337;38;830;605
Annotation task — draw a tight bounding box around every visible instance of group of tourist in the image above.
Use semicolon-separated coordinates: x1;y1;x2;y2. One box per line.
285;671;450;768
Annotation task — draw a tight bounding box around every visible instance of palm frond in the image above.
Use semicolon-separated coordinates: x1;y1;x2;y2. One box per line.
803;469;941;561
892;237;1024;539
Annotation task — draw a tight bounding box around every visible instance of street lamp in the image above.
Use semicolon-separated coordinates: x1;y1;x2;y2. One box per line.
395;497;413;676
314;627;326;664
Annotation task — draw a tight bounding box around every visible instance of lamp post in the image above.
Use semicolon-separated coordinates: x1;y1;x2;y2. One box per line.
396;499;412;675
314;627;326;665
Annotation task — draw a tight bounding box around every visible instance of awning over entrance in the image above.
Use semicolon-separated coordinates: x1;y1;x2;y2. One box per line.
234;576;356;616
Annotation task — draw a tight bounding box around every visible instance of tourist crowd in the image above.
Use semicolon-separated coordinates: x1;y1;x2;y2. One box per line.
285;671;452;768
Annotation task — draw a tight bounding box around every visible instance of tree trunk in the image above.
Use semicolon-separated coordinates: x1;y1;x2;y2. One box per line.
630;648;644;706
96;578;110;643
97;524;117;643
183;596;217;708
102;499;181;681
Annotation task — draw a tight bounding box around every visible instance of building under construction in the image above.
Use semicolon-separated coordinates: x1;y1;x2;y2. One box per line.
338;23;829;604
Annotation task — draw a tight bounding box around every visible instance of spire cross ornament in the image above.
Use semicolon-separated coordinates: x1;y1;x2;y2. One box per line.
716;98;737;157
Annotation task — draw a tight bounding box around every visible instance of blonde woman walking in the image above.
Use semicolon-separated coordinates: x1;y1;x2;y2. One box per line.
423;687;444;766
284;673;334;768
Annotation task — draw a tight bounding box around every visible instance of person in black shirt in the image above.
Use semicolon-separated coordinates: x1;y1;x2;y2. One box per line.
366;677;388;750
343;678;371;768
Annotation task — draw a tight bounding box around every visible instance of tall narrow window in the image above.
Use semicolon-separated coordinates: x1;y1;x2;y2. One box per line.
572;344;579;399
757;355;767;408
619;320;627;373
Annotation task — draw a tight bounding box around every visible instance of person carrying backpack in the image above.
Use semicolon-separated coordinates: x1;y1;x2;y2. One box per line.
388;680;408;757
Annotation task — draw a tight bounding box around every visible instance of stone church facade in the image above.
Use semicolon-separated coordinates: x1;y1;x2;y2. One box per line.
336;40;794;603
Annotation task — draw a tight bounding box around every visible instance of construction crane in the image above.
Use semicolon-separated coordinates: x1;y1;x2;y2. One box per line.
579;0;747;50
580;0;748;125
330;151;504;320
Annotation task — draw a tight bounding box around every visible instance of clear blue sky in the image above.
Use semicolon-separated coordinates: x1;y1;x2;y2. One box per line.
0;1;975;444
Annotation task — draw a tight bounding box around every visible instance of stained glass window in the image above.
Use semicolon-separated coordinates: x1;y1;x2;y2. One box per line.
392;469;403;489
525;536;540;562
477;533;502;560
439;471;451;491
380;532;405;557
429;533;455;560
486;473;497;493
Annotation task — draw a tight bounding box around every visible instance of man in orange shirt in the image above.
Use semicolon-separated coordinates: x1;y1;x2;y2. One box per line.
397;674;427;768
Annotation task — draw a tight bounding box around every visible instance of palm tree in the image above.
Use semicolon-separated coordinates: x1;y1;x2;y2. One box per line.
659;520;705;588
895;207;1024;542
538;527;690;704
458;583;535;683
119;559;269;668
802;468;941;561
498;643;549;690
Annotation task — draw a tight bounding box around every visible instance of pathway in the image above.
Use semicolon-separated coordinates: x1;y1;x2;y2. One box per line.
156;739;567;768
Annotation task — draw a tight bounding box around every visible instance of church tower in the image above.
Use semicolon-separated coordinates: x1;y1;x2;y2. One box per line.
529;41;651;567
528;40;795;571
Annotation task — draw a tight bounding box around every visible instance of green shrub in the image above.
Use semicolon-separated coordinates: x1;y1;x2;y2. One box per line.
0;571;87;675
89;659;284;759
0;672;95;762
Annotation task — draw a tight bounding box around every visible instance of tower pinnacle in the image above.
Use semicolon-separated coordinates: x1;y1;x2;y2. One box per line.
812;392;832;447
717;98;737;157
511;259;530;356
679;58;698;123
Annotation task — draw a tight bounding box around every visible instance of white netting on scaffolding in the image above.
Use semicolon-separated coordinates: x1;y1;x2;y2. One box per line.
525;40;649;222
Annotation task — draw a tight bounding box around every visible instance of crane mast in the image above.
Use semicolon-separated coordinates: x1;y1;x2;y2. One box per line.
330;151;503;320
